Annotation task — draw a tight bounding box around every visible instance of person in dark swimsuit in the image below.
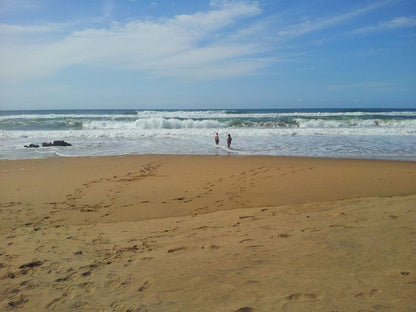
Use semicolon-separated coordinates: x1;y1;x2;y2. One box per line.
227;134;232;148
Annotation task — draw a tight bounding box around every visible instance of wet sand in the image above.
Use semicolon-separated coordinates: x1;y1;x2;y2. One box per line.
0;155;415;311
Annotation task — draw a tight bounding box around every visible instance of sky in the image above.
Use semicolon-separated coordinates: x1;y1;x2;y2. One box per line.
0;0;415;110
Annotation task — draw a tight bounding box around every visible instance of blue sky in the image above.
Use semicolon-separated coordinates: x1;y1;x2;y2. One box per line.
0;0;415;109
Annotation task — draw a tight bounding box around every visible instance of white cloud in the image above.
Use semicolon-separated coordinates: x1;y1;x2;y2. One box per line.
275;0;396;40
0;0;402;84
171;1;261;32
350;17;416;35
0;22;67;34
0;1;266;83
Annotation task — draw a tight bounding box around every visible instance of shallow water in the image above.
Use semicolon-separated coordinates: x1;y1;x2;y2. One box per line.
1;109;415;160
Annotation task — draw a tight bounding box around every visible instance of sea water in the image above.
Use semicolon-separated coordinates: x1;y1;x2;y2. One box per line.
0;109;415;160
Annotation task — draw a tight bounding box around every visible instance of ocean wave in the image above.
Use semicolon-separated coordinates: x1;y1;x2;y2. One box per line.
83;117;224;130
225;117;416;129
1;108;416;133
2;116;416;131
1;109;415;161
0;114;138;121
132;110;416;120
3;109;416;122
296;118;416;128
0;118;83;131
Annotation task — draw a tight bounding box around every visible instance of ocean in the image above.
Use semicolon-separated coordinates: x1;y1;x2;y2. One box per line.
0;108;415;161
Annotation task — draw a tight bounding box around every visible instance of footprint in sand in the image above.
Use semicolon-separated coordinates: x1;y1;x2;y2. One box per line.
201;244;220;250
18;261;43;271
138;280;149;292
283;293;320;302
168;247;186;253
234;307;256;312
301;227;320;233
110;302;136;312
239;239;252;243
354;288;380;298
8;294;29;308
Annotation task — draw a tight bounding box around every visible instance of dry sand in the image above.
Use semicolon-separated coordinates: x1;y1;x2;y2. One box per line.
0;155;415;311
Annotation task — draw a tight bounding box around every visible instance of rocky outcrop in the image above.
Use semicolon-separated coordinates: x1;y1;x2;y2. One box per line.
26;141;72;148
51;140;72;146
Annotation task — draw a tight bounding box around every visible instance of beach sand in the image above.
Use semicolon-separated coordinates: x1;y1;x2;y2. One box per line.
0;155;415;311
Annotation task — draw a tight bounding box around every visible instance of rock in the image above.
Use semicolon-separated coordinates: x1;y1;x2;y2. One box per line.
27;141;72;148
52;140;72;146
42;141;72;147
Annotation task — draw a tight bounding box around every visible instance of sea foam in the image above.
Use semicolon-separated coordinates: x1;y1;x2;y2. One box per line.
1;109;415;160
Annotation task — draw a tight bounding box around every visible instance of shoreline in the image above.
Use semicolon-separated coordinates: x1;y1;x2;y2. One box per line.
2;107;415;162
1;154;415;311
2;152;416;162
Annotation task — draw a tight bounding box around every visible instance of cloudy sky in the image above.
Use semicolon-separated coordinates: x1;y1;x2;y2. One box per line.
0;0;415;109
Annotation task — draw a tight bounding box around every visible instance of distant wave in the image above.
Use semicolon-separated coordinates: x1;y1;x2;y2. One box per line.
3;109;415;121
0;118;83;131
295;118;416;129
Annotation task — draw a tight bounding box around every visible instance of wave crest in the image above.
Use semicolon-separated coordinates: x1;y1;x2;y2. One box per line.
83;118;224;130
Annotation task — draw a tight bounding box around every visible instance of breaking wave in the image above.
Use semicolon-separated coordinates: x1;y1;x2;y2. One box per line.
1;113;416;131
1;108;415;160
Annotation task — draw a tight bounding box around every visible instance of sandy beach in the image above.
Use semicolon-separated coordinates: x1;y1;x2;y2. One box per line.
0;155;415;311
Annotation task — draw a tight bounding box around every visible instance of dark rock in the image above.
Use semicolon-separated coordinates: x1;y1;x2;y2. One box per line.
52;140;72;146
27;141;72;148
42;141;72;147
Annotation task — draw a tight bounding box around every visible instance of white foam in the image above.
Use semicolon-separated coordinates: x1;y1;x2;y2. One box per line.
296;118;416;129
1;110;415;160
82;118;224;130
3;110;416;122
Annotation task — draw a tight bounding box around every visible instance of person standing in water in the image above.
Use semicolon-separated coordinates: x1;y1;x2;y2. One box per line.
227;134;232;149
214;133;219;145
